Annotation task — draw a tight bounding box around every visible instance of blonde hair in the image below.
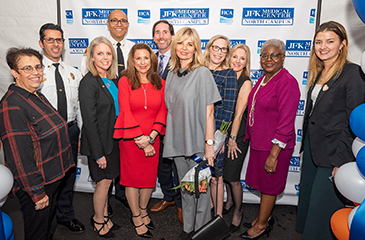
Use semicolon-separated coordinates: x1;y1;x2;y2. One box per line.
169;27;204;73
121;43;162;90
203;35;231;69
229;44;251;78
308;21;348;88
86;36;117;79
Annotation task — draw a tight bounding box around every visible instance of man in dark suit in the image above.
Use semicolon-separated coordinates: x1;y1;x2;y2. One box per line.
149;20;183;223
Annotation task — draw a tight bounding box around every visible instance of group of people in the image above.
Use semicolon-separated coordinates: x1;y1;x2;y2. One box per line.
0;7;364;240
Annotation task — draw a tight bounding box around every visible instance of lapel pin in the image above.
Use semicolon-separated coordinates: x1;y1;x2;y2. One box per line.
322;84;329;91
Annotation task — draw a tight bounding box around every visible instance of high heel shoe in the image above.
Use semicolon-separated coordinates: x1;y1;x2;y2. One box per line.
140;206;155;230
104;216;121;231
222;204;234;215
131;213;153;238
243;216;275;229
239;225;271;239
90;216;115;238
229;211;244;233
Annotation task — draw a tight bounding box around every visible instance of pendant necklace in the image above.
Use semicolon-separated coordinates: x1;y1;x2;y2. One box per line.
248;69;281;127
142;83;149;110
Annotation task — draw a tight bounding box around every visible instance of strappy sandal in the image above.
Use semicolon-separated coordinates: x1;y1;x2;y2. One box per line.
139;206;155;230
131;213;153;238
104;215;121;230
90;216;115;238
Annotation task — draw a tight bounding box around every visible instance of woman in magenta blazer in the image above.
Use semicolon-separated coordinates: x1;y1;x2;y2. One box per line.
239;39;300;239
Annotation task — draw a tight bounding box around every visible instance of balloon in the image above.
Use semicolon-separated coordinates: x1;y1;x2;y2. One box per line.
0;165;13;200
361;51;365;74
335;162;365;203
331;208;351;240
357;147;365;178
0;196;7;207
350;104;365;141
348;206;359;230
1;212;14;240
352;0;365;24
353;137;365;158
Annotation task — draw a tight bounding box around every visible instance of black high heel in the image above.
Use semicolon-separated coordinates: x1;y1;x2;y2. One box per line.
229;211;244;233
131;213;153;238
140;206;155;230
104;215;121;231
222;204;234;215
243;216;275;229
90;216;115;238
239;224;271;239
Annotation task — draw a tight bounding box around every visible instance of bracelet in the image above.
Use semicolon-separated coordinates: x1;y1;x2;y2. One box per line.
148;135;155;144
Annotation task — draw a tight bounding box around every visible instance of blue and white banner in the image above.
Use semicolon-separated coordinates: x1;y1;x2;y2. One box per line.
61;0;318;206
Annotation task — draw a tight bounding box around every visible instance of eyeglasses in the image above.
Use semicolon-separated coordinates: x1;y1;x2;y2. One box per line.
43;37;64;44
260;53;284;61
18;65;44;74
211;45;228;53
109;19;129;25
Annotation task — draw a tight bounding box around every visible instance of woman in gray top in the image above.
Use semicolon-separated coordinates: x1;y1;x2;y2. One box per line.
163;27;221;240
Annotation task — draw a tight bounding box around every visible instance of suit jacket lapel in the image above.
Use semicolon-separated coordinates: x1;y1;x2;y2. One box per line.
255;68;286;100
97;76;114;104
312;70;340;109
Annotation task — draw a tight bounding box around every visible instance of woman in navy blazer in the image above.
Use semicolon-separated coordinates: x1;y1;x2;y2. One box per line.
296;21;365;240
79;37;120;238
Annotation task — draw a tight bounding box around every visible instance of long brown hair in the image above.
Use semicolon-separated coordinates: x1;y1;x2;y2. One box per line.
308;21;348;88
121;43;162;90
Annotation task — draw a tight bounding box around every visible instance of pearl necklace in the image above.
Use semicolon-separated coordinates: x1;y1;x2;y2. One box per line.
248;69;281;127
142;83;149;110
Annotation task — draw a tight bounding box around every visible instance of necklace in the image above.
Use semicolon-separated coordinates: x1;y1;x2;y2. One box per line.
142;83;149;110
248;69;281;127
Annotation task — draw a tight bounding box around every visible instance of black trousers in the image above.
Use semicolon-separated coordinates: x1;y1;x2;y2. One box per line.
158;138;181;207
55;122;79;222
16;181;61;240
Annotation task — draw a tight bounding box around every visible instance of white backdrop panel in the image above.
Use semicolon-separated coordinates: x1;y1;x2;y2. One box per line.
62;0;318;206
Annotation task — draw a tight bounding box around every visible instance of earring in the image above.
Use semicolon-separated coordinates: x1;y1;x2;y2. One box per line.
339;49;343;54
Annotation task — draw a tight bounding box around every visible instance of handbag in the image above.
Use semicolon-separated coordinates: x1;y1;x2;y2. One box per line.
190;160;230;240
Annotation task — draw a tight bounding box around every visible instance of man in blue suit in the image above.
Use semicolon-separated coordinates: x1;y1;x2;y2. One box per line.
149;20;183;224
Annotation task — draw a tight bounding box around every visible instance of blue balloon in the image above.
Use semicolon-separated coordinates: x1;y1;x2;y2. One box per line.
357;146;365;178
350;104;365;141
353;0;365;24
1;212;13;240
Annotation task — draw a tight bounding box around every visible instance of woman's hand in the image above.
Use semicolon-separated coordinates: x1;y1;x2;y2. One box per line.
96;156;107;169
227;138;242;160
143;145;156;157
218;144;225;155
205;145;215;166
264;155;278;174
332;167;339;177
135;135;150;149
35;195;49;210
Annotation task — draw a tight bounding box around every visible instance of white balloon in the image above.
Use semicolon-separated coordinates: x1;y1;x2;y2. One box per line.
348;206;359;230
0;195;7;207
361;50;365;74
0;164;13;199
335;162;365;203
353;137;365;158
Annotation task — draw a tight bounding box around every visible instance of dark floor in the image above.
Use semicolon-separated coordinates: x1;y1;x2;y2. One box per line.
2;192;303;240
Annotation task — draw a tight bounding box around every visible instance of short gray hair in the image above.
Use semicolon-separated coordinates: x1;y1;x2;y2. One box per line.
261;39;286;54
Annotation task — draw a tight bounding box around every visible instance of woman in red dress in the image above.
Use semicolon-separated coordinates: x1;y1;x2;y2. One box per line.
114;43;167;238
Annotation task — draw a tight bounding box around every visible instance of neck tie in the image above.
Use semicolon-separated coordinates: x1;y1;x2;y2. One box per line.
53;63;67;121
158;54;164;77
116;42;125;76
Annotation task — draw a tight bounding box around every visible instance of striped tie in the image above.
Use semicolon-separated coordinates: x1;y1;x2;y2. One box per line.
158;54;164;77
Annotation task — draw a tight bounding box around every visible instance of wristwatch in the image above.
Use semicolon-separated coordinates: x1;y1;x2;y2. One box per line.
148;135;154;144
229;135;237;140
205;139;214;146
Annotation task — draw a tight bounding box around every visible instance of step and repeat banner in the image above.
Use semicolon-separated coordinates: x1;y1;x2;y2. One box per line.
61;0;319;205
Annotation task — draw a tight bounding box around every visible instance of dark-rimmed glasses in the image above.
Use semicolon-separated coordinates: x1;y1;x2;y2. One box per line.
211;45;228;53
18;65;44;74
43;37;64;44
109;19;129;25
260;53;284;61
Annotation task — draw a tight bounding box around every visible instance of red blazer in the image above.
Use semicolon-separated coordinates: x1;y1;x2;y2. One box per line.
245;68;300;151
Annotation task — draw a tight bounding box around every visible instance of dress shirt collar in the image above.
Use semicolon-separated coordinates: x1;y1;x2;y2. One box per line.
109;36;127;48
9;83;42;99
43;55;63;68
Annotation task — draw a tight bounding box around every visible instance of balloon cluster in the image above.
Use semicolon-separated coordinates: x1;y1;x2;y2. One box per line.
330;104;365;240
0;164;14;240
